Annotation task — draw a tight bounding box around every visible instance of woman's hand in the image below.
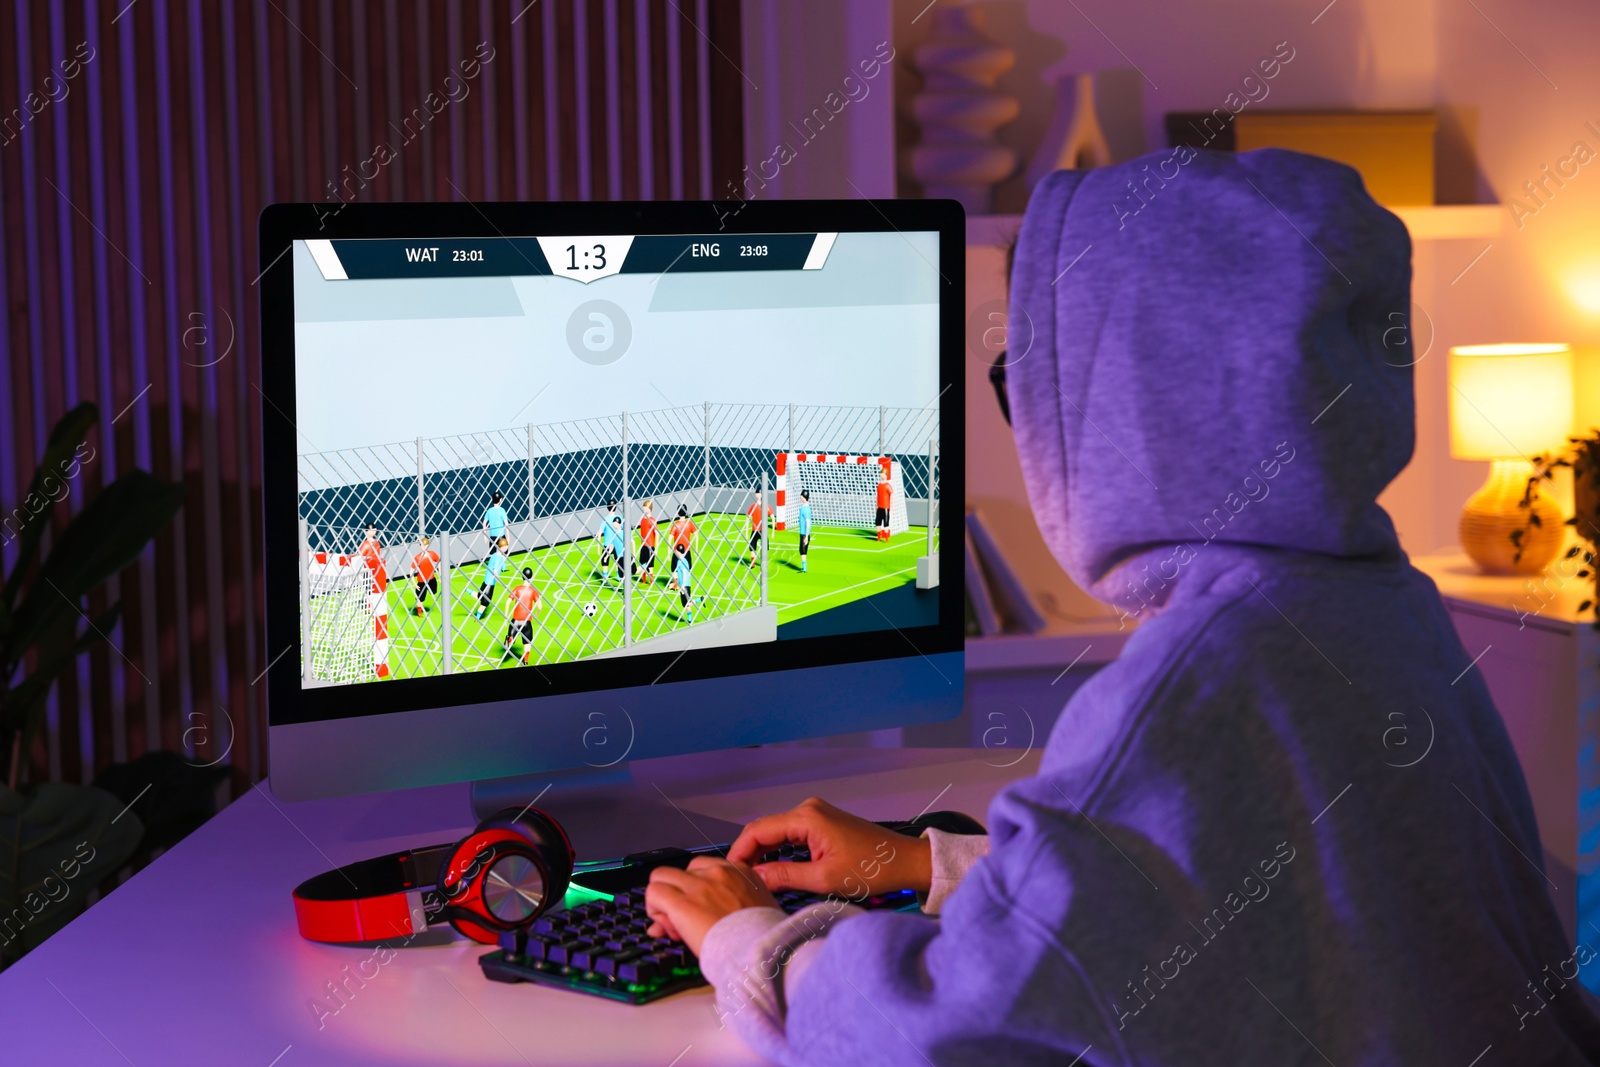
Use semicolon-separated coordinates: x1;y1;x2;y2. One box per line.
644;857;778;957
726;797;932;898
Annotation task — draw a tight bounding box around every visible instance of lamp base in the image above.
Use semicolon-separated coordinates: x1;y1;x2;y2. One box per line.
1459;458;1563;575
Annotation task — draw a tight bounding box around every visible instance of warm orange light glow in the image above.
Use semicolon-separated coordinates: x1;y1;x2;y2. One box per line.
1448;343;1573;459
1562;267;1600;316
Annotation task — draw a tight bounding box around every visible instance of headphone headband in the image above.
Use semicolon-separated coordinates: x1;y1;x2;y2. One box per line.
292;844;454;943
292;807;574;946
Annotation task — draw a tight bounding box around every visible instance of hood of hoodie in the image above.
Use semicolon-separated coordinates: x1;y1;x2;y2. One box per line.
1007;147;1414;604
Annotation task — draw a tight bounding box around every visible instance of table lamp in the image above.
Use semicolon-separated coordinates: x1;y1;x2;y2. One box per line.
1448;343;1573;574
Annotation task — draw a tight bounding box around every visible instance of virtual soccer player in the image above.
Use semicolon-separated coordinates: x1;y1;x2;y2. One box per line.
482;491;508;554
638;499;659;584
474;536;509;619
357;521;382;563
501;567;541;665
746;491;764;568
796;489;812;573
671;543;694;622
411;536;439;616
641;152;1600;1064
669;505;696;569
357;522;386;591
605;514;635;582
874;468;892;541
598;499;619;570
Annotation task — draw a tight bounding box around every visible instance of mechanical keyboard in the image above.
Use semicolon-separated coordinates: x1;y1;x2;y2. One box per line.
478;813;984;1004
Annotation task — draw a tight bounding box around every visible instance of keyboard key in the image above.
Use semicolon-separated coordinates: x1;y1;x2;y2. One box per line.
523;938;554;962
548;938;593;966
596;947;649;976
618;957;660;984
646;950;681;972
571;948;597;970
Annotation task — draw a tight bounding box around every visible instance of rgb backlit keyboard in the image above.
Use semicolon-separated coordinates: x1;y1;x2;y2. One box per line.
479;843;920;1004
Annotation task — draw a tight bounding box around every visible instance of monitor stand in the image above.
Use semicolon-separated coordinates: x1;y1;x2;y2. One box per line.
469;762;744;863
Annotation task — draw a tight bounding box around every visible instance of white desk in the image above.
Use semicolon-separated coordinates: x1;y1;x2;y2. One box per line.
0;747;1038;1066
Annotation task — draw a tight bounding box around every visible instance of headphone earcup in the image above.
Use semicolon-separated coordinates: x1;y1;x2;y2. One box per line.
475;806;575;906
436;807;575;944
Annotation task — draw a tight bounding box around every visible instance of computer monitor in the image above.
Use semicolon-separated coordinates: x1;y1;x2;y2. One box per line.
260;198;964;854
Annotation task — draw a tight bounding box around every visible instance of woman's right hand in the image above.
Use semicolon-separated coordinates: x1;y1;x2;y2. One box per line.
726;797;932;899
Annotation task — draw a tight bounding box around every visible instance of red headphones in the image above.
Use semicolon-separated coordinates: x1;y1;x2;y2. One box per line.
293;806;575;945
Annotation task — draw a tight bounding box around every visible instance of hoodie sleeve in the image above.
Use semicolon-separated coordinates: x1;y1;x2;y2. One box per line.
696;824;1133;1067
918;828;990;915
698;830;991;1056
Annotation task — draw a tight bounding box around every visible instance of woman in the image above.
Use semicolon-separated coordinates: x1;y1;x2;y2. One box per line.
644;149;1600;1065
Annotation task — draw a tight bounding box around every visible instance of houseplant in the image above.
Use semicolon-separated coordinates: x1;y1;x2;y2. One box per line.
0;402;185;962
1511;430;1600;623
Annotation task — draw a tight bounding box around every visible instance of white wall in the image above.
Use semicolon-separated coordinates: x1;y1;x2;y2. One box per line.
738;0;898;200
897;0;1600;560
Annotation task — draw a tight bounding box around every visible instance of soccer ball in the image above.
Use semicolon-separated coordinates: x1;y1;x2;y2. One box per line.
582;602;598;618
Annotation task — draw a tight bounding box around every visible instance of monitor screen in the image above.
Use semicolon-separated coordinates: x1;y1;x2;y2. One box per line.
266;207;957;735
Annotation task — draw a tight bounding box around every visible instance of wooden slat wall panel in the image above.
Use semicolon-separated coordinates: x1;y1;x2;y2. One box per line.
0;0;744;793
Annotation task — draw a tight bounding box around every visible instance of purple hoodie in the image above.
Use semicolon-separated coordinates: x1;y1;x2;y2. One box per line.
707;148;1600;1065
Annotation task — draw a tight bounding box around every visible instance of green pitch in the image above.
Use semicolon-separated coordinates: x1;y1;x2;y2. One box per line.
369;513;932;681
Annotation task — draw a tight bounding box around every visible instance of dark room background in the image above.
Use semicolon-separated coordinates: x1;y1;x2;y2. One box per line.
0;0;746;794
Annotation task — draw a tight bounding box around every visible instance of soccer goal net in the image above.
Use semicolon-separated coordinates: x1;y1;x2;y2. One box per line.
305;551;390;683
775;453;908;534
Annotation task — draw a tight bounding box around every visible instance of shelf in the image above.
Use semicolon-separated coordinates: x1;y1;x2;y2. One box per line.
968;204;1504;247
1390;204;1503;240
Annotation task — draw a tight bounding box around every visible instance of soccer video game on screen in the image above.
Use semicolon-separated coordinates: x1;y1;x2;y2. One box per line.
291;229;942;687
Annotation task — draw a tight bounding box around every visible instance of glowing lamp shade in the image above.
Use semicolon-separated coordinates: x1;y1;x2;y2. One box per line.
1448;343;1573;460
1448;344;1573;575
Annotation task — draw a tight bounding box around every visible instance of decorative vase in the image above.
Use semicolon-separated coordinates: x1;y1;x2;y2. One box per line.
1023;73;1112;188
1459;459;1563;575
904;5;1019;215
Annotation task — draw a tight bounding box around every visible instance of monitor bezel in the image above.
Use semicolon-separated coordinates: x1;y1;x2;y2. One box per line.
259;198;965;729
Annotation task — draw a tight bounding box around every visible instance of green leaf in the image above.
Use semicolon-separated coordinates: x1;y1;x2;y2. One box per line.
1;603;122;742
1;403;99;615
8;471;183;655
0;781;142;960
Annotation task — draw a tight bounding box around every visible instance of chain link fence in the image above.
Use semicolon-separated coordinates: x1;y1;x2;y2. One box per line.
297;403;938;684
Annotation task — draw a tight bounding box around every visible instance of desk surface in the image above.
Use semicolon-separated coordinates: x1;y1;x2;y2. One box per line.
0;747;1037;1067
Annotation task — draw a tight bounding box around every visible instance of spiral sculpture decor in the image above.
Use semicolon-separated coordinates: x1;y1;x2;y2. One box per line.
905;4;1019;214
